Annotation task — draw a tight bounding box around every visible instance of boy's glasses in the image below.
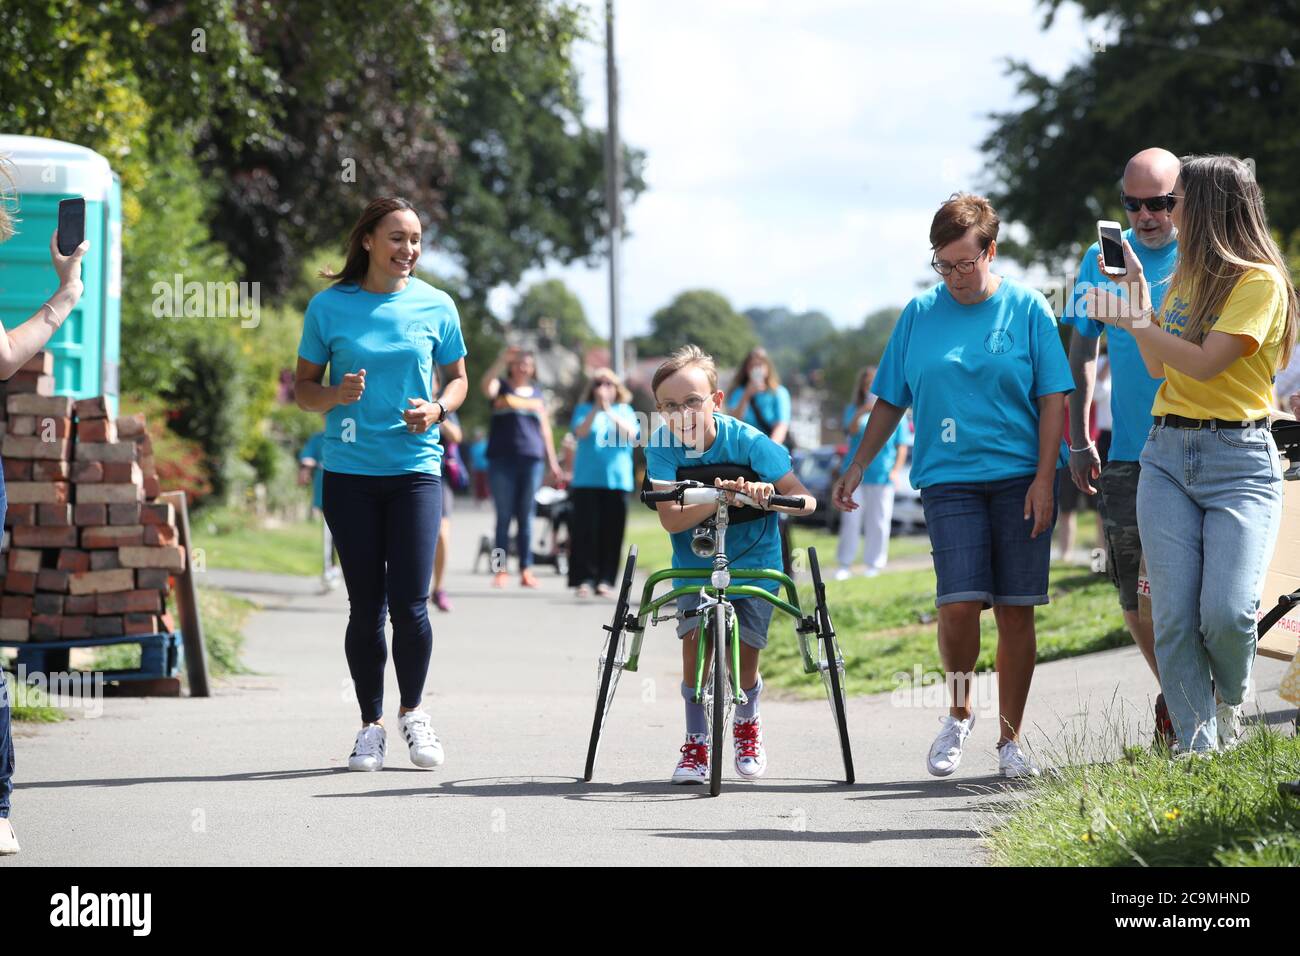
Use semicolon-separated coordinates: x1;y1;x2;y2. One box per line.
657;395;708;415
1121;193;1178;213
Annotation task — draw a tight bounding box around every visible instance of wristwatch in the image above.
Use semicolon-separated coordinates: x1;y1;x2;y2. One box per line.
430;400;446;424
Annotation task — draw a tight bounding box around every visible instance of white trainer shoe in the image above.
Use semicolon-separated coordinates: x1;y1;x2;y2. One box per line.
1216;702;1245;751
671;733;709;784
998;740;1040;779
348;722;386;772
834;567;853;581
0;818;19;856
927;713;975;777
733;716;768;778
398;709;445;768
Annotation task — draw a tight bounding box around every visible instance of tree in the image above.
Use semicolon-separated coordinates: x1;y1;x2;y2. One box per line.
982;0;1300;269
513;279;594;350
744;306;837;382
820;307;902;417
638;290;759;371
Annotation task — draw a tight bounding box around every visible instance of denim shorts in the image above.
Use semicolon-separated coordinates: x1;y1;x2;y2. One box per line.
675;591;775;650
919;472;1057;608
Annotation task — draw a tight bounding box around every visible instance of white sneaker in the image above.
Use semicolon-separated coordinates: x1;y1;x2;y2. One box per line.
1216;702;1245;751
927;713;975;777
834;567;852;581
398;709;445;768
733;716;768;778
348;722;386;772
998;740;1040;779
0;818;19;856
671;733;709;784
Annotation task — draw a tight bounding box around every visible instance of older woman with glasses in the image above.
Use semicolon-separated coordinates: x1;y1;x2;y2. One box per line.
567;368;640;597
832;192;1074;780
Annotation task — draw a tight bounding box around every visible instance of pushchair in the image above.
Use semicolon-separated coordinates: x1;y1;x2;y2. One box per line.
474;484;571;577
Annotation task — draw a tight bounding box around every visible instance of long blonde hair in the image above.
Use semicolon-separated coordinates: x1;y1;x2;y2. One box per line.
0;154;16;244
1168;154;1298;368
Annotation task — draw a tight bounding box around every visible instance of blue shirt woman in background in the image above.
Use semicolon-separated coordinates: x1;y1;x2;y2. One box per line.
480;345;564;589
726;347;794;571
832;192;1074;782
567;368;640;597
296;196;467;775
835;365;911;580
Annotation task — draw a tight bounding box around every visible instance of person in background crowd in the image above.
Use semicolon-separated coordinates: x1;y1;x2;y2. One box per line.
429;370;466;613
833;192;1074;780
298;430;342;592
836;366;910;580
480;345;563;588
0;154;91;854
1068;147;1181;747
726;348;794;571
567;368;640;598
467;428;490;506
295;196;467;773
1084;154;1298;754
1053;389;1098;562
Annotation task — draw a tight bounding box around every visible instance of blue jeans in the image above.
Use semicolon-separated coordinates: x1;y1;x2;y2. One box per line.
488;457;544;571
0;465;10;818
1137;422;1283;752
919;473;1058;608
322;470;443;724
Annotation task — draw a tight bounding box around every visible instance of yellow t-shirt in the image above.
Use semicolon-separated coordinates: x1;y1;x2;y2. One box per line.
1152;267;1288;421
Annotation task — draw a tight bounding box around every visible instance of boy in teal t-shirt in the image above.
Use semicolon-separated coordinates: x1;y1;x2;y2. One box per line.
644;345;816;786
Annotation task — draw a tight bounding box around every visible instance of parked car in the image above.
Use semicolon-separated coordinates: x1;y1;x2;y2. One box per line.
891;463;926;535
791;445;842;532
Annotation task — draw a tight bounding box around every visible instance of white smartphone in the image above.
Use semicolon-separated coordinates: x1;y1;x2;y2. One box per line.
1097;220;1126;276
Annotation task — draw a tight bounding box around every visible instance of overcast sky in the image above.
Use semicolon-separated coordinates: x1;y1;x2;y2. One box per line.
489;0;1101;335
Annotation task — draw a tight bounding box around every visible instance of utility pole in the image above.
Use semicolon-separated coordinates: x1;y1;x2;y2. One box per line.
604;0;624;378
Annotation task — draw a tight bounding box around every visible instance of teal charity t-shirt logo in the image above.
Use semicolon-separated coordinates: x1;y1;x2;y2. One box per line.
984;328;1013;354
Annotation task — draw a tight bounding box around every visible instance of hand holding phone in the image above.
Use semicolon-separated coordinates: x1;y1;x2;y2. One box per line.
1098;220;1126;276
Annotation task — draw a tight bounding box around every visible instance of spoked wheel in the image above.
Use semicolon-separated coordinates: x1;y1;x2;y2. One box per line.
702;602;733;797
583;545;637;781
808;547;855;784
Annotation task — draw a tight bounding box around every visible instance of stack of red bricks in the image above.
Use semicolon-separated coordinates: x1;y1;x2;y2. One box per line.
0;351;184;643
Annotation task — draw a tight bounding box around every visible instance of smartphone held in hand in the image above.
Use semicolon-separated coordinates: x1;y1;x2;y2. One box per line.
56;197;85;256
1097;219;1126;276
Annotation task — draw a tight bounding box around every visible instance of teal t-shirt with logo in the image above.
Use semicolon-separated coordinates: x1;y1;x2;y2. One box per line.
297;276;467;477
871;277;1075;489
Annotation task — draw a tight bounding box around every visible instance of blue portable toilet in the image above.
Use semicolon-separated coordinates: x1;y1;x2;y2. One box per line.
0;134;122;417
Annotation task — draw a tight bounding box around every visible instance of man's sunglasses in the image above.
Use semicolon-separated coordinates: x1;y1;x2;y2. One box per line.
1121;193;1178;213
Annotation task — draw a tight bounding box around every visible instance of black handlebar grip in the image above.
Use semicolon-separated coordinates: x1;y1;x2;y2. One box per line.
769;494;805;509
640;489;680;504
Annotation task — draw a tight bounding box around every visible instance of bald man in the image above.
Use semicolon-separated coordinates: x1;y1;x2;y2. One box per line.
1065;147;1181;748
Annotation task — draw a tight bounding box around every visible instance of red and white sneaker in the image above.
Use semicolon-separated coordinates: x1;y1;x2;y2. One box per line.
671;734;709;785
733;716;768;778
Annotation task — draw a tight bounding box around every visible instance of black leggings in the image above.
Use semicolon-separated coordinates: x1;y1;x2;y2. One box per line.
323;470;442;724
567;487;628;588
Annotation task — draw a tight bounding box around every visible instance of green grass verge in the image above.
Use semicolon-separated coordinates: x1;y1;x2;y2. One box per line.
625;508;1125;700
986;728;1300;866
6;672;66;722
189;506;325;576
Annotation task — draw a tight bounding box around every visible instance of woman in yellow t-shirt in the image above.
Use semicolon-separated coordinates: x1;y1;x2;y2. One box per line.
1086;154;1299;754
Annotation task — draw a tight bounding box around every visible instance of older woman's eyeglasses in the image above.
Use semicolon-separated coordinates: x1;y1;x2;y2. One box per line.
931;245;989;277
657;395;707;415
